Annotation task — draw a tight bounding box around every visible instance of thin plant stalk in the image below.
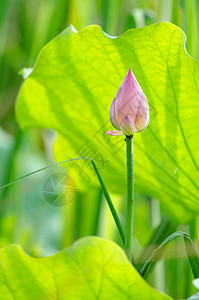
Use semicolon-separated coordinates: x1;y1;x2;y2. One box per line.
125;135;134;261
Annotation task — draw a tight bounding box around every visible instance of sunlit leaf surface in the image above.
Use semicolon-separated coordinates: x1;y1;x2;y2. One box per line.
16;23;199;221
0;237;171;299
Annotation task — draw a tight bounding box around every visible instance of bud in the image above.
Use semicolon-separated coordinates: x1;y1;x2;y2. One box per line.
106;69;149;136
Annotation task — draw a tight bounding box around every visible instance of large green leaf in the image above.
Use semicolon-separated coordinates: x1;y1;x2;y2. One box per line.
16;23;199;221
0;236;171;299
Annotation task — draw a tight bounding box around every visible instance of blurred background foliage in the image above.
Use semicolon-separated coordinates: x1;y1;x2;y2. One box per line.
0;0;199;298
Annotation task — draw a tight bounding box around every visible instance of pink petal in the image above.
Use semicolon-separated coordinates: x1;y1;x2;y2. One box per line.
138;115;150;132
120;116;138;135
123;69;142;93
114;80;138;124
134;93;149;131
105;130;123;136
109;97;120;130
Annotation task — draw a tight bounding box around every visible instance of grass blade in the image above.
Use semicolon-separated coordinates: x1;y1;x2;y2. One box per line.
0;156;125;245
141;231;199;278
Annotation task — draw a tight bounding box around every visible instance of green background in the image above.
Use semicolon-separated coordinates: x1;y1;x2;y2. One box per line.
1;0;199;298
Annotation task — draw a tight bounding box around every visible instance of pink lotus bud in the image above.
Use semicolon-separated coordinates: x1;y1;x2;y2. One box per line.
106;69;149;136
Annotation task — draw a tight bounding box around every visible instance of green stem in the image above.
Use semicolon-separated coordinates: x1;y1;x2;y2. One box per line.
125;135;134;261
